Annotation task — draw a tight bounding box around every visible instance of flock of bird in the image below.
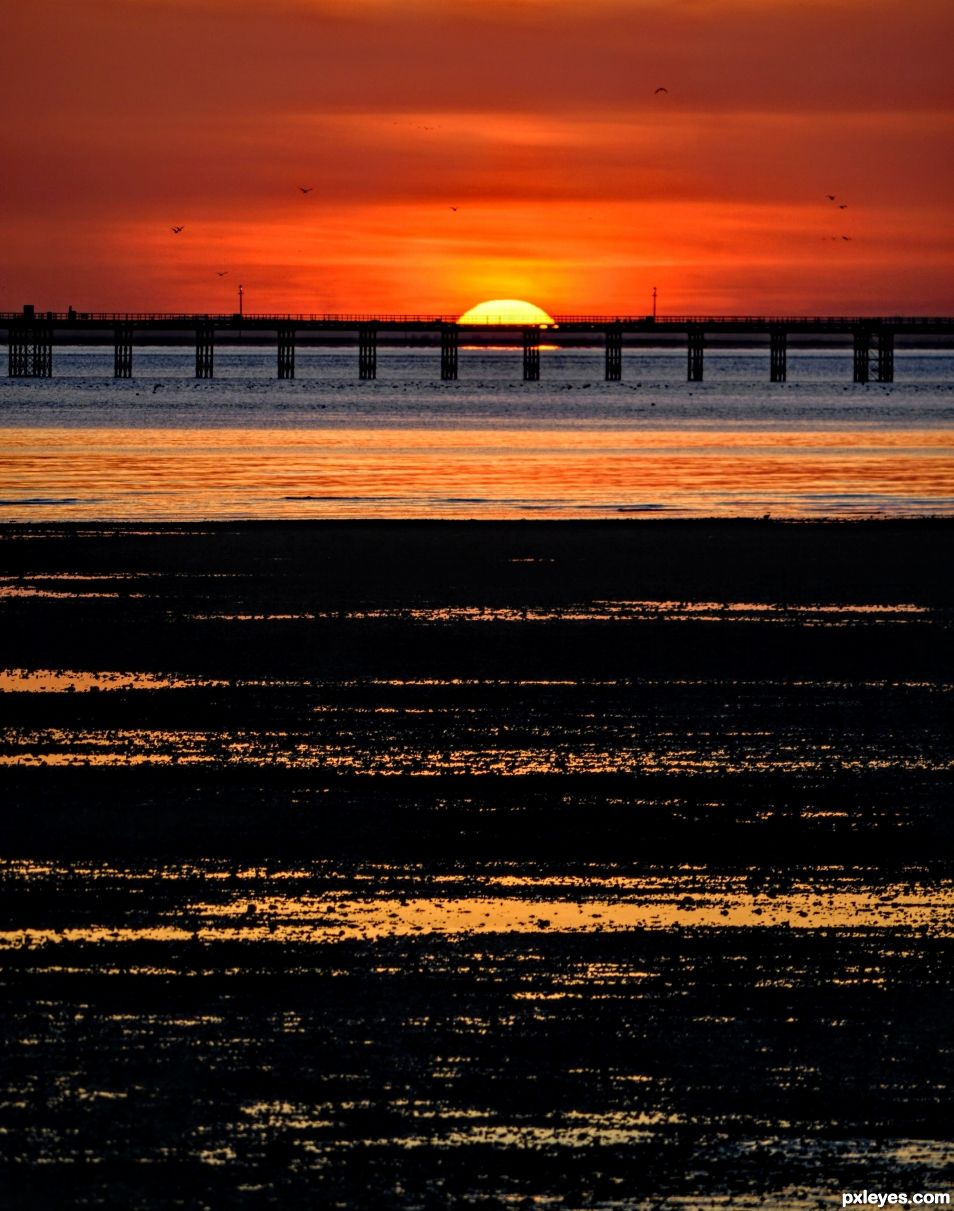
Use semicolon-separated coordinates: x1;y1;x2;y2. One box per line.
824;194;855;241
164;83;678;273
168;189;320;278
166;92;860;283
167;179;467;279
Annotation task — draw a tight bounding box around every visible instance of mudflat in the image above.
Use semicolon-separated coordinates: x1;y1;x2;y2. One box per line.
1;520;952;1208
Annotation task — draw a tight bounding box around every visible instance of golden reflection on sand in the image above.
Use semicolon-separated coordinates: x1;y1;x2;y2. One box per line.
238;1101;678;1150
0;669;229;693
3;886;951;950
1;864;951;948
186;601;935;625
1;730;949;772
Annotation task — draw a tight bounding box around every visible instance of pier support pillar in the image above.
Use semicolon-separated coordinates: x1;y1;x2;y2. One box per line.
769;328;787;382
114;323;133;378
195;323;215;379
875;329;894;382
277;326;296;379
604;325;623;381
440;324;458;381
8;322;53;377
523;328;540;381
852;328;869;383
359;325;377;380
687;326;704;382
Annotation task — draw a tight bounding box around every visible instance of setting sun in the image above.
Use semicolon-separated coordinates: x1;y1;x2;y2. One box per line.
457;299;556;326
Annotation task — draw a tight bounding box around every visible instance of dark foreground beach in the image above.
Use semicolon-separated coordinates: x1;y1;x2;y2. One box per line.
1;520;952;1209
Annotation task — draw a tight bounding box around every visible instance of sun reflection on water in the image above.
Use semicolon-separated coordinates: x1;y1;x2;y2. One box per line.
2;426;952;519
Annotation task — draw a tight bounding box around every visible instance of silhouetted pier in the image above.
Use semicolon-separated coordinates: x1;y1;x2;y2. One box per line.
4;306;953;384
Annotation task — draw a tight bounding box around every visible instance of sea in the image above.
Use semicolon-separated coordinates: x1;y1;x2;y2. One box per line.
1;344;953;519
3;342;954;1208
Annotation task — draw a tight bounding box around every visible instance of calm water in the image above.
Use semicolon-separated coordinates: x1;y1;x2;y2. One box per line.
1;345;953;519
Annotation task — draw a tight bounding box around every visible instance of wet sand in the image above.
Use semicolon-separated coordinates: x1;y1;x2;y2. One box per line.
1;520;953;1208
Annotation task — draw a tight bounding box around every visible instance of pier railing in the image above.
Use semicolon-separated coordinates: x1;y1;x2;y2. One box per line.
3;311;954;327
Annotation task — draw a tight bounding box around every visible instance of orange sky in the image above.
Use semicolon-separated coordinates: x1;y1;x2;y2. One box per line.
3;0;953;315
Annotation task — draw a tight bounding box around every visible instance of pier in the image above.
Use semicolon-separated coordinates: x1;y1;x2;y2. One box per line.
3;307;953;383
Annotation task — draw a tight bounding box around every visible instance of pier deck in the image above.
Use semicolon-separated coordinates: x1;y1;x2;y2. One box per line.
4;309;953;383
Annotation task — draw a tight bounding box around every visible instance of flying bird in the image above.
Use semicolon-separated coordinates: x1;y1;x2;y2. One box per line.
299;186;313;194
216;271;229;276
839;203;848;209
170;225;184;233
449;206;458;211
826;195;836;201
842;235;852;240
654;86;668;94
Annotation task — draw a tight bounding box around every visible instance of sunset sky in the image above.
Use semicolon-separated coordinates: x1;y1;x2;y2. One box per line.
3;0;953;316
